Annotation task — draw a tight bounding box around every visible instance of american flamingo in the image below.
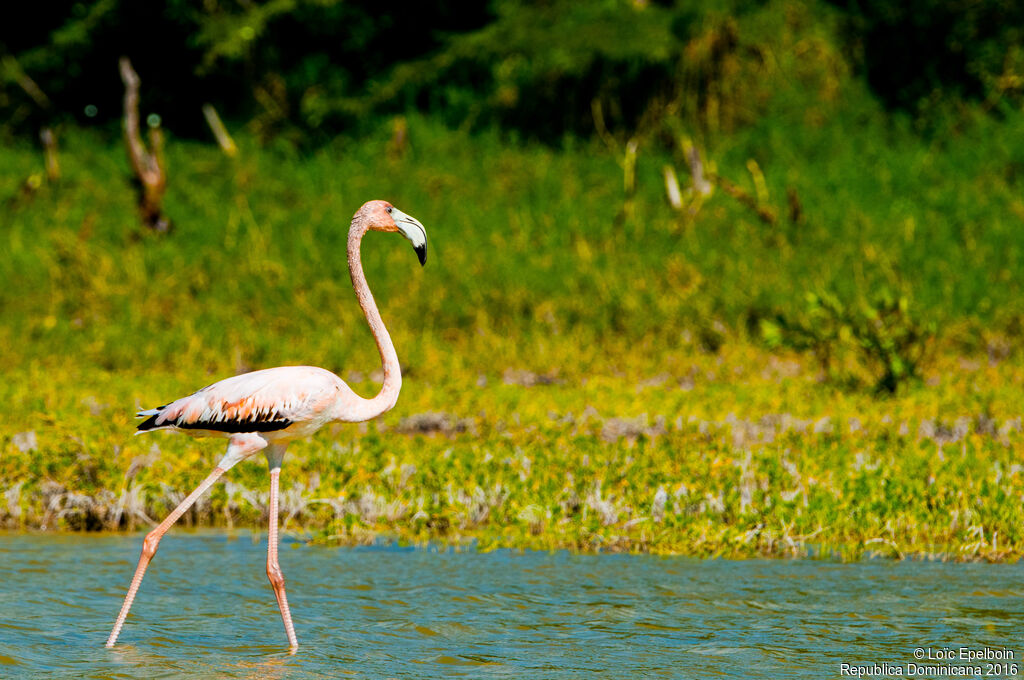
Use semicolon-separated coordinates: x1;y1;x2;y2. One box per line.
105;200;427;652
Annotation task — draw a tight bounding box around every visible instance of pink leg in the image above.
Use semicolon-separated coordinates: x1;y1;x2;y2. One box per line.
106;433;266;648
105;466;226;648
267;466;299;651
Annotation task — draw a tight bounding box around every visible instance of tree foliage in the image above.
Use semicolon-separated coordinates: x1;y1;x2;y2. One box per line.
827;0;1024;113
2;0;1022;141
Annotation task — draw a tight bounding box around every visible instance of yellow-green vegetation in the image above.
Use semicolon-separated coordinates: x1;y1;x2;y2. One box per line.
2;110;1024;561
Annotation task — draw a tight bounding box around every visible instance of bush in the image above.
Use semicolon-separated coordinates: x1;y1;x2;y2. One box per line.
762;289;936;393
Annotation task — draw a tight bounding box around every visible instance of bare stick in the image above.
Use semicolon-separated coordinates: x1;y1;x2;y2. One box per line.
120;58;149;183
119;57;169;232
787;187;803;225
663;164;682;210
621;138;639;222
202;104;237;157
591;99;620;156
684;143;712;197
40;128;60;182
2;55;51;110
746;159;769;205
716;175;777;226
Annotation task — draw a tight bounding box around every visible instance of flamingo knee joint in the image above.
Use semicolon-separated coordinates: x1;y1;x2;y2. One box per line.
266;562;285;588
141;530;161;559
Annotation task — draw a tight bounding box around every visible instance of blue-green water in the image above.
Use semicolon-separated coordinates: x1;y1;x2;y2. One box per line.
1;532;1022;678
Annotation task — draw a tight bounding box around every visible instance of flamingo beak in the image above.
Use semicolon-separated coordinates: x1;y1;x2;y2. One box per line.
391;207;427;266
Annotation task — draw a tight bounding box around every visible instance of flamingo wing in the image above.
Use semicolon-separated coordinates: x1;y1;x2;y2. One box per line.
136;366;343;434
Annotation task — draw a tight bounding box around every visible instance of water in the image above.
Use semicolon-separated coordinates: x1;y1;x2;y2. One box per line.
1;532;1022;679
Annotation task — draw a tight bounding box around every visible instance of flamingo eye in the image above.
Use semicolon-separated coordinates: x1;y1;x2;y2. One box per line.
386;206;393;214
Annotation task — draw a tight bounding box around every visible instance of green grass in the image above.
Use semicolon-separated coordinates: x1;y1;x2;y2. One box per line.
2;109;1024;560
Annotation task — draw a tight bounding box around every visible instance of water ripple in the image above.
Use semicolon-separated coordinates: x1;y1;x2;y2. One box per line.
1;532;1023;678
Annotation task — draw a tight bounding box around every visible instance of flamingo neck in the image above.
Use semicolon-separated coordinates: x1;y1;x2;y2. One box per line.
346;218;402;420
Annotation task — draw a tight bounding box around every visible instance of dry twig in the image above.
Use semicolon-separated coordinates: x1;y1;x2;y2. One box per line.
40;128;59;182
120;57;170;233
202;103;237;157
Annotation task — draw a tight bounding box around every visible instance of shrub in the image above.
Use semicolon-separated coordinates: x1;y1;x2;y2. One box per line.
762;289;936;393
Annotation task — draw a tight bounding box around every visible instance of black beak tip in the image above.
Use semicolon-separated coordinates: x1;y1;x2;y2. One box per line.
415;244;427;266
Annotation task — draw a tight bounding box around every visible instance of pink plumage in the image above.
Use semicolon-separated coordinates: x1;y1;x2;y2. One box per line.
136;366;348;435
106;200;428;652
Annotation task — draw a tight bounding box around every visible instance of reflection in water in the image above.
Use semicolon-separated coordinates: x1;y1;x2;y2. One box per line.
1;531;1022;678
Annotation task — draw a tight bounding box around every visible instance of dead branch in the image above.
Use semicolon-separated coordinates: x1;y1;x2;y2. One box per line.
685;144;713;197
619;138;639;223
623;138;638;196
663;140;714;218
120;58;150;182
3;57;59;186
591;99;620;156
2;55;51;110
787;187;803;225
716;175;777;226
663;165;683;210
40;128;59;182
120;57;170;233
746;159;769;204
202;103;237;157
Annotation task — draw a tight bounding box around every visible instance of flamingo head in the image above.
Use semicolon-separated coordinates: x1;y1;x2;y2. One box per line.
360;200;428;266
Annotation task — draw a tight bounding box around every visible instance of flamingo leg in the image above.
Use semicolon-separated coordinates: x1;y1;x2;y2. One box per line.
105;466;225;647
266;452;299;651
106;433;266;648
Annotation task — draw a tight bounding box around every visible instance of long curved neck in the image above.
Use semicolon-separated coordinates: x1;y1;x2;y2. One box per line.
347;218;402;419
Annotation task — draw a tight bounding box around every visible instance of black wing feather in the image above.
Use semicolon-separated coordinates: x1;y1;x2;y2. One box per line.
135;406;293;433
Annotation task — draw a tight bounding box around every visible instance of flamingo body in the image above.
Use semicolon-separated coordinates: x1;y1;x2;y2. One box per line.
136;365;362;438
